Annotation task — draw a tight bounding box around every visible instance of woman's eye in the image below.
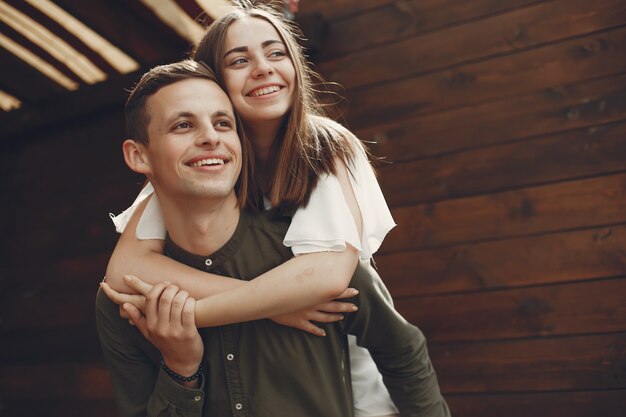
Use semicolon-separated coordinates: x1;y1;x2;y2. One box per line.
269;50;286;58
228;57;248;66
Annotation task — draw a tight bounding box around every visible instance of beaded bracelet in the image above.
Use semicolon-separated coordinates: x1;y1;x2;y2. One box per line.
161;360;204;383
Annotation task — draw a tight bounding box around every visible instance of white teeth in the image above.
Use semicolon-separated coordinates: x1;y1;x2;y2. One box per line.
190;158;225;167
249;85;280;97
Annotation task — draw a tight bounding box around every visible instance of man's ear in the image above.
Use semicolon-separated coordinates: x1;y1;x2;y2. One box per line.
122;139;152;175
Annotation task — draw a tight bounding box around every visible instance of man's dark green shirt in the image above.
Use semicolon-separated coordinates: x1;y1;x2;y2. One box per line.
96;209;450;417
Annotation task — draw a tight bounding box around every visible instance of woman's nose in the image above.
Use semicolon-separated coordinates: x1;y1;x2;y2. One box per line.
252;57;273;78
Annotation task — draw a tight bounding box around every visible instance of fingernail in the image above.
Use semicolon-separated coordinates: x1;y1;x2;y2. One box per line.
320;330;326;336
352;289;359;296
339;315;344;320
352;305;358;311
123;275;131;282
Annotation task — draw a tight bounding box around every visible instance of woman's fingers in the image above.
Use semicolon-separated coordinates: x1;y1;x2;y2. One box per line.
307;311;344;323
335;287;359;300
316;300;358;313
122;274;155;296
101;282;145;309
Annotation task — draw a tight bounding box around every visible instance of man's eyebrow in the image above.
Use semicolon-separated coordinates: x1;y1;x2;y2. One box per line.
214;110;235;119
223;40;284;58
163;111;192;124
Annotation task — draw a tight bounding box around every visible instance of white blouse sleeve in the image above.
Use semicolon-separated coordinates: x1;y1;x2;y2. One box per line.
108;181;167;240
283;144;396;260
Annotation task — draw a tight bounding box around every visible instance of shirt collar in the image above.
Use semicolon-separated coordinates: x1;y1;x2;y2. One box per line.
164;210;251;272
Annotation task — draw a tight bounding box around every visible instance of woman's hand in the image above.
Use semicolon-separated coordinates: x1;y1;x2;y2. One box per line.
100;274;156;315
270;288;359;336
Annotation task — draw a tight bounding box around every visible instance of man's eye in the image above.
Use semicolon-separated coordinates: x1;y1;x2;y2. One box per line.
216;120;232;128
174;122;191;129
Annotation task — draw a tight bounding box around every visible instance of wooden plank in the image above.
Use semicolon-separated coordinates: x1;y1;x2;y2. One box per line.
319;0;626;89
384;172;626;252
298;0;393;21
377;224;626;297
396;279;626;342
0;400;117;417
362;72;626;163
0;325;103;364
54;0;188;65
378;120;626;206
446;390;626;417
345;26;626;129
7;180;138;259
0;288;97;330
0;362;113;400
430;333;626;392
316;0;544;60
0;72;134;140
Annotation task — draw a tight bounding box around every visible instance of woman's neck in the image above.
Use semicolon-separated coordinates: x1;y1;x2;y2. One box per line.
245;118;282;163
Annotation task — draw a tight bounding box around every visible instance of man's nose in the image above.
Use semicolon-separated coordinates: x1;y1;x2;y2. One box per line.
196;124;219;146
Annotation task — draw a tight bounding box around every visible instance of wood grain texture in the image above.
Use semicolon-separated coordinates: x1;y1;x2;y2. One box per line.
345;26;626;128
314;0;545;60
377;224;626;296
363;73;626;163
385;172;626;252
446;390;626;417
396;278;626;341
430;333;626;392
378;121;626;206
319;0;626;89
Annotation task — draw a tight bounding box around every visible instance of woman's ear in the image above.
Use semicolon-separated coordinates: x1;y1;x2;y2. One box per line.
122;139;152;175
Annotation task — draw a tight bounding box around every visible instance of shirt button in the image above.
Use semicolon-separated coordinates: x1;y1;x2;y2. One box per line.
235;403;243;410
226;353;234;361
205;258;213;267
194;395;202;402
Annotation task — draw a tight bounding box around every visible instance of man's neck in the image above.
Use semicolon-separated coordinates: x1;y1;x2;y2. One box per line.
157;191;240;256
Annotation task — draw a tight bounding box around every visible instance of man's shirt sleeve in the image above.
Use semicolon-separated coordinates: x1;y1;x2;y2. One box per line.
95;289;205;417
342;261;451;417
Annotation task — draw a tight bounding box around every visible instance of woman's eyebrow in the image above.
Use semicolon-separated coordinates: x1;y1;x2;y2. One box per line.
261;39;284;48
223;40;284;58
224;46;247;58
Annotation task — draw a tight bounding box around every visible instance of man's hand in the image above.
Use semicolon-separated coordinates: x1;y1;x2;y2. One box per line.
271;288;359;336
122;281;204;388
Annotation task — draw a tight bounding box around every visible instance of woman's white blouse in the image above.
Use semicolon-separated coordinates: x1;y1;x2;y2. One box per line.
110;145;396;260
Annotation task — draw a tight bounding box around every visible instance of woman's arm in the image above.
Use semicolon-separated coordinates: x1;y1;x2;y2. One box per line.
106;158;363;326
191;157;363;326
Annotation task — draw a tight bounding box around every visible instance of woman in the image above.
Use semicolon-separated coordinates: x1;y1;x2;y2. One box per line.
105;3;398;416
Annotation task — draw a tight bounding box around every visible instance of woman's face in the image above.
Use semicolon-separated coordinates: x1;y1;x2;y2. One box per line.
221;17;296;128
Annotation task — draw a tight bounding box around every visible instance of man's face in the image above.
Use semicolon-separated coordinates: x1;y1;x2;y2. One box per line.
141;78;241;202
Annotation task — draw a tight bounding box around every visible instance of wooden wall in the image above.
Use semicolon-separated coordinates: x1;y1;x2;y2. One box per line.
299;0;626;415
1;0;625;415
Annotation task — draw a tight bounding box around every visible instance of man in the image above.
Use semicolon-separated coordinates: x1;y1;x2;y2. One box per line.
96;60;449;417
